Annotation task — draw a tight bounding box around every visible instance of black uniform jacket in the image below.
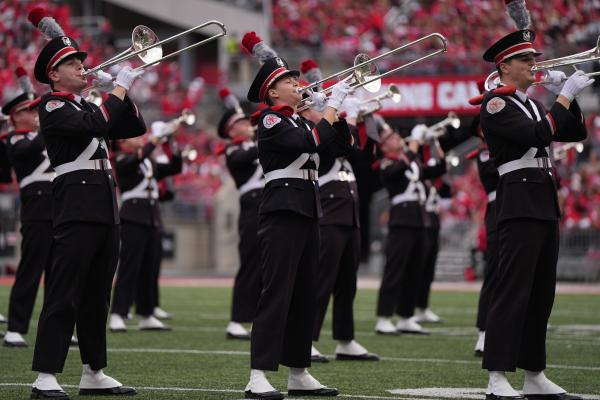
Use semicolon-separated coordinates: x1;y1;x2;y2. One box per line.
0;139;12;183
38;91;146;227
257;105;352;219
6;129;53;222
481;91;586;224
318;123;360;227
380;150;426;228
421;157;448;229
225;136;264;203
476;147;500;232
116;142;182;228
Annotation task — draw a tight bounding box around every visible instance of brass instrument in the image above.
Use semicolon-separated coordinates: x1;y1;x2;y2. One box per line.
358;84;402;117
85;89;103;106
485;36;600;90
181;145;198;162
297;33;448;112
553;142;584;161
82;21;226;92
165;109;196;133
426;112;461;138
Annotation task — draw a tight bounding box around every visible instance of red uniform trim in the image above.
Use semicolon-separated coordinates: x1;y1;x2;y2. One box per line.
46;47;78;75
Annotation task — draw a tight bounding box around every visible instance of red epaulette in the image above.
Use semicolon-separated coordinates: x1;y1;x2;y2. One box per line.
465;149;480;160
28;97;42;109
231;136;247;145
214;142;227;156
468;85;517;106
250;110;262;126
270;105;294;117
49;91;76;101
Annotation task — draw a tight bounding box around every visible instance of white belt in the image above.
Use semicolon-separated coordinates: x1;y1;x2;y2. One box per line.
488;191;497;203
19;173;55;189
54;158;112;177
264;168;318;183
239;181;264;195
391;192;420;205
497;157;551;176
319;170;356;187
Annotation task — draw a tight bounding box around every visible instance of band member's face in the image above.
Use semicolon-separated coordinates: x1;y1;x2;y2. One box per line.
12;109;39;131
48;56;87;92
500;54;536;88
230;118;254;139
268;75;302;107
380;131;403;153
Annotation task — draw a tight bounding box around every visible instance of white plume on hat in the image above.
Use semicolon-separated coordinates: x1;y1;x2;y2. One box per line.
505;0;532;30
241;32;278;63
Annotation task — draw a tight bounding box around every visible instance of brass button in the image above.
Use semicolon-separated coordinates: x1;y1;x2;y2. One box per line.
284;183;289;187
522;178;527;182
330;194;334;198
82;180;86;184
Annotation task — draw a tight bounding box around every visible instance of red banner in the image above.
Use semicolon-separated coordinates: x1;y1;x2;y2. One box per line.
369;75;485;117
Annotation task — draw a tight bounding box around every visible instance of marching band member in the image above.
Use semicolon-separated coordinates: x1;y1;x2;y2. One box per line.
414;133;449;324
480;26;589;400
244;53;351;399
2;67;53;348
217;88;263;340
299;59;378;363
109;121;182;332
28;8;145;398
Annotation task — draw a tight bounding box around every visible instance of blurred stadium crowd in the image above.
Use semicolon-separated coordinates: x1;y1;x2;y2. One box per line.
2;0;600;239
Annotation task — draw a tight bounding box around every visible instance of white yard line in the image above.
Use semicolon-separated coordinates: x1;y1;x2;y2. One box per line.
63;347;600;371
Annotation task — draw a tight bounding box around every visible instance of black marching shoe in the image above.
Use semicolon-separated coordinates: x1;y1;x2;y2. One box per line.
79;386;137;396
3;340;28;348
526;394;583;400
287;387;339;396
336;352;380;361
311;354;329;363
30;388;69;399
227;332;251;340
485;394;527;400
474;349;484;357
244;390;284;400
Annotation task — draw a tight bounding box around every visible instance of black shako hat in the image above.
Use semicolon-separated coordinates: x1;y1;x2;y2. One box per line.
217;109;249;139
247;57;300;103
2;92;36;116
483;29;541;65
34;36;87;84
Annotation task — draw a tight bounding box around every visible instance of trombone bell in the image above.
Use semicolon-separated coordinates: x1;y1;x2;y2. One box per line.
132;25;163;66
351;54;381;93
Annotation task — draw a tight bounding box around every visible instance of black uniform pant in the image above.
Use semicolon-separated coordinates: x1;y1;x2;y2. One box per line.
7;221;53;334
476;205;499;331
377;226;427;318
231;197;262;323
415;226;440;309
251;211;319;371
483;218;559;372
32;222;119;373
111;221;162;317
313;224;360;341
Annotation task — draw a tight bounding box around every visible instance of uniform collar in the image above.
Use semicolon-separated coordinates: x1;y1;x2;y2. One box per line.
515;89;528;103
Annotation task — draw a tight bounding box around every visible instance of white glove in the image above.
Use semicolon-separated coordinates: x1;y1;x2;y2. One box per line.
150;121;173;141
326;81;352;110
560;70;595;102
308;89;327;113
91;70;115;93
409;124;428;142
341;96;360;119
115;66;144;91
544;70;567;95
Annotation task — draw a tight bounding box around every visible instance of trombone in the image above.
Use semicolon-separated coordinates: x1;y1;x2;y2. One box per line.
426;111;461;138
85;89;103;106
297;33;448;112
165;109;196;133
82;20;226;90
553;142;584;161
358;84;402;117
484;35;600;90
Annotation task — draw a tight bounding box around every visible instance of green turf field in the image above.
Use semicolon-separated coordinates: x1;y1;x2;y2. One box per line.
1;286;599;399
